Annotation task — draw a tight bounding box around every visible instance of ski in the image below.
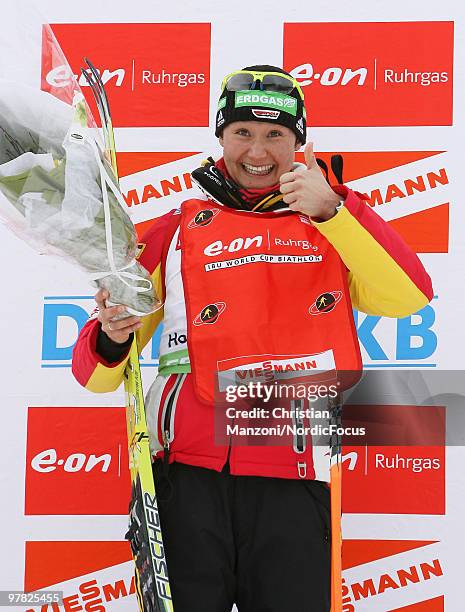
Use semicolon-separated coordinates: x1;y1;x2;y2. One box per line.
329;393;343;612
81;58;117;171
81;59;174;612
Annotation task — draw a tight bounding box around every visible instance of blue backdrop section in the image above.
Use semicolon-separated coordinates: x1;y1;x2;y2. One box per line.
40;295;437;368
41;297;163;366
354;303;437;365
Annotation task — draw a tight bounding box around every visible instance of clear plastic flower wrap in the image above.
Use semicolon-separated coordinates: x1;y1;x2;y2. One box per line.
0;27;160;316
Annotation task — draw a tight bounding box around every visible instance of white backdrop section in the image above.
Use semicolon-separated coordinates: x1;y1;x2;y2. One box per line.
1;0;464;610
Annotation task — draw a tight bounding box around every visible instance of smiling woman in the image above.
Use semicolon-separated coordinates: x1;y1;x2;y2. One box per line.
71;60;434;612
219;121;299;189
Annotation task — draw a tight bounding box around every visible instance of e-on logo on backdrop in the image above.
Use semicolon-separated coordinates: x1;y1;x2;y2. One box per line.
284;21;453;126
25;406;130;515
42;23;211;127
341;403;445;514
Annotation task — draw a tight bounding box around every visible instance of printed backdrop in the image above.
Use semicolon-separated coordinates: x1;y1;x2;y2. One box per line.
1;0;464;610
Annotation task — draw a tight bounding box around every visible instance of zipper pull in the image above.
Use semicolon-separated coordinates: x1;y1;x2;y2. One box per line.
163;430;170;477
297;461;307;479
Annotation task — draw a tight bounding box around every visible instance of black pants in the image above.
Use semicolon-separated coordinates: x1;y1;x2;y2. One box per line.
153;461;331;612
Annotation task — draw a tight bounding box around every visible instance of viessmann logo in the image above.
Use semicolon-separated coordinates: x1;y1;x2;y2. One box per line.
283;21;453;126
119;149;450;255
41;23;211;127
25;407;131;515
217;351;336;389
342;540;444;611
24;541;135;611
296;149;450;254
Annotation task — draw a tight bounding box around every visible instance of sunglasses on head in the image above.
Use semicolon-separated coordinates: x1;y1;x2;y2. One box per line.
221;70;304;100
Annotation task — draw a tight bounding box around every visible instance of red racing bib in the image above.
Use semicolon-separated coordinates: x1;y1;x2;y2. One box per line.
180;199;362;403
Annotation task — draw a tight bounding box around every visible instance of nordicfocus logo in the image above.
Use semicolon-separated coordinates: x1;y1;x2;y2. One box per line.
44;23;211;127
252;109;280;119
25;407;131;515
235;92;297;116
283;22;453;126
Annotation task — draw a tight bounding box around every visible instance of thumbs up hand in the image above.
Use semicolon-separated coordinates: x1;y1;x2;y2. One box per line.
303;140;318;170
279;142;342;221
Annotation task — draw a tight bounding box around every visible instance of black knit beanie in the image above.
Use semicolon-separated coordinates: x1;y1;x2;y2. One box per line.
215;64;306;144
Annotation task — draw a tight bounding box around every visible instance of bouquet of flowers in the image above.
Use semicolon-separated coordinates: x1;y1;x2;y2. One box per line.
0;27;159;316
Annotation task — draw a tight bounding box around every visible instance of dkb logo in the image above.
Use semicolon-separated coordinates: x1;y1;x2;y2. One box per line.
41;296;162;367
